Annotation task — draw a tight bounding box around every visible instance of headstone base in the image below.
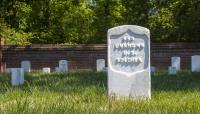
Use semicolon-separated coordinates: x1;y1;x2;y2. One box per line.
168;66;177;75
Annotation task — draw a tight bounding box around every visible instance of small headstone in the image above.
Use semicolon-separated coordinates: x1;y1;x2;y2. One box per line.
191;55;200;72
59;60;68;73
55;67;59;73
6;68;11;73
21;61;31;72
171;57;181;71
43;67;50;73
108;25;151;99
96;59;106;72
151;66;156;74
168;66;176;75
11;68;24;86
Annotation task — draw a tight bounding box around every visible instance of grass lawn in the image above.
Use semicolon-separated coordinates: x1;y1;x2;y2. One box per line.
0;71;200;114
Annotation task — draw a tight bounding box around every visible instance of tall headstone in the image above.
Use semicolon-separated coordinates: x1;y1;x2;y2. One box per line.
191;55;200;72
43;67;51;73
108;25;151;99
171;57;181;71
168;66;177;75
96;59;106;72
11;68;24;86
59;60;68;73
21;61;31;72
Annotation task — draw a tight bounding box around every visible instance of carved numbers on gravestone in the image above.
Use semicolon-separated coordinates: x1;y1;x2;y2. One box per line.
108;25;151;99
109;29;149;76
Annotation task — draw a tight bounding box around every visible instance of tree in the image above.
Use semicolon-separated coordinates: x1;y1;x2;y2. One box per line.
0;0;200;44
148;0;200;42
92;0;125;43
121;0;150;27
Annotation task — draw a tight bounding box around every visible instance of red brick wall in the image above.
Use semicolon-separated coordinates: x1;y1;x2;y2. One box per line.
151;43;200;69
1;43;200;72
2;44;107;71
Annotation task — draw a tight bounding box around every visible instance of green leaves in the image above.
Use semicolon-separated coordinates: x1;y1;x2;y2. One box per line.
0;0;200;44
149;0;200;42
0;18;31;45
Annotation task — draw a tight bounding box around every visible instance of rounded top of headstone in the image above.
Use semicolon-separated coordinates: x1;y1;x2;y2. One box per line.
59;60;68;64
22;60;30;62
192;55;200;57
172;56;180;58
108;25;150;37
97;59;105;61
59;60;68;61
21;61;31;63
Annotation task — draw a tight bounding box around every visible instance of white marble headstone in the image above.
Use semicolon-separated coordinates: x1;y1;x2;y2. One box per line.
191;55;200;72
168;66;177;75
43;67;51;73
11;68;24;86
59;60;68;73
55;67;59;73
96;59;106;72
108;25;151;99
21;61;31;72
6;68;11;73
171;57;181;71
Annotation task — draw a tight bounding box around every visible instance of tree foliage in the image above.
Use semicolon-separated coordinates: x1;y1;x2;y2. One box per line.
0;0;199;45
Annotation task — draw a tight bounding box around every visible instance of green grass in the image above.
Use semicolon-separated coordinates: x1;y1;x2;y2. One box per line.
0;71;200;114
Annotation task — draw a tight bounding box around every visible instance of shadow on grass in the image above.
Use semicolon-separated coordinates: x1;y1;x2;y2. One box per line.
1;71;200;94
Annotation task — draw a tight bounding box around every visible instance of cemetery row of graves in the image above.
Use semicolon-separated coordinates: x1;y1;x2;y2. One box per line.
5;54;200;86
2;26;200;96
1;25;200;113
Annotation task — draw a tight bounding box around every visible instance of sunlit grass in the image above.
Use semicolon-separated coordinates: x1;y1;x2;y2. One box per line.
0;71;200;114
